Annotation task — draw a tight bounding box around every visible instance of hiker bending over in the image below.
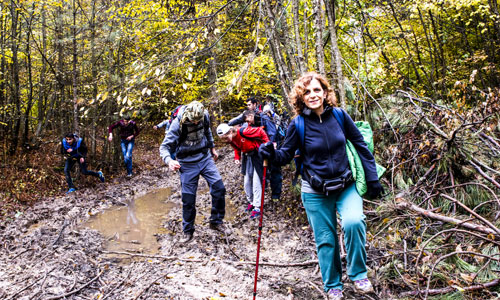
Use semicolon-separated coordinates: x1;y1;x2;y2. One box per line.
259;72;383;300
216;123;269;219
108;115;141;177
160;101;226;243
61;133;104;194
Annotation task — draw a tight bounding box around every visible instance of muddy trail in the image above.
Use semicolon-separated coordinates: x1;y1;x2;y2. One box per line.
0;148;385;300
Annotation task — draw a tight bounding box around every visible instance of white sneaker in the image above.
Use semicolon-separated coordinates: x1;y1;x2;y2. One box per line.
353;278;374;294
327;289;343;300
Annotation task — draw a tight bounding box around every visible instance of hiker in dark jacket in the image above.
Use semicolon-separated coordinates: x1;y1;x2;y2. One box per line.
108;115;141;177
159;101;226;243
216;123;269;219
61;133;104;194
259;72;383;300
230;98;283;202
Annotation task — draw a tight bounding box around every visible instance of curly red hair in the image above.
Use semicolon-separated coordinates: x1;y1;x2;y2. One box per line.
289;72;337;116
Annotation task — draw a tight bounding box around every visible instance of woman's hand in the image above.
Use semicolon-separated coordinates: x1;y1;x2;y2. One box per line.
366;180;384;199
259;142;275;159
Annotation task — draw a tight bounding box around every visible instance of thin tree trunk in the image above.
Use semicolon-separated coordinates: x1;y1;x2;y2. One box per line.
90;0;98;156
292;0;305;74
56;2;65;137
23;5;35;148
303;2;309;69
275;0;297;80
9;0;21;155
72;0;79;134
324;0;346;108
34;0;48;144
0;1;6;144
262;1;291;100
313;0;325;75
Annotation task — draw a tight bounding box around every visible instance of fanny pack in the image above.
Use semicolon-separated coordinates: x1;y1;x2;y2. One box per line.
305;168;353;196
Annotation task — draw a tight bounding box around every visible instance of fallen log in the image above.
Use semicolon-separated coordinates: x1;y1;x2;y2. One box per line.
394;198;498;236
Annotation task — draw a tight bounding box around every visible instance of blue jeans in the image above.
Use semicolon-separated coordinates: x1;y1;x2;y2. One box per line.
302;183;367;291
120;139;134;175
179;154;226;234
64;158;100;189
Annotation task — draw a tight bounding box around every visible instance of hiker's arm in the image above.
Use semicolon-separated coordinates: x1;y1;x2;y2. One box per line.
156;119;169;129
228;113;245;126
159;117;181;165
108;121;120;141
273;121;300;165
343;110;378;182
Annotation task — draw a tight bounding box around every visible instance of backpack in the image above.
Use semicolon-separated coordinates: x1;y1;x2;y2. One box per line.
169;105;183;126
177;107;211;144
238;127;266;143
293;108;385;196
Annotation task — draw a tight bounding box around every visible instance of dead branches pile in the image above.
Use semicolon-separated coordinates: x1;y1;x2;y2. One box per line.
370;89;500;299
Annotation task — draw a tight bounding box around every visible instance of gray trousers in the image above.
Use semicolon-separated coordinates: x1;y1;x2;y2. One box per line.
179;154;226;233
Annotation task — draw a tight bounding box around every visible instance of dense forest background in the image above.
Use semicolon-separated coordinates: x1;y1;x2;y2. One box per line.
1;0;500;298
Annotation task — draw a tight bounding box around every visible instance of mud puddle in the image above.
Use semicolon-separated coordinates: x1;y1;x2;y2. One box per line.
85;187;177;255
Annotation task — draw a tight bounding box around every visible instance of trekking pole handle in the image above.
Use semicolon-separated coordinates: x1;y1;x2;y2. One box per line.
263;159;268;167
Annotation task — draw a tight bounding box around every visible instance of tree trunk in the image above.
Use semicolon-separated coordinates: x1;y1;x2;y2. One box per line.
262;1;291;101
90;0;98;156
72;0;79;134
292;0;305;74
303;2;309;69
56;2;65;137
313;0;325;75
9;0;21;155
0;1;6;145
34;0;48;145
324;0;346;108
23;5;35;148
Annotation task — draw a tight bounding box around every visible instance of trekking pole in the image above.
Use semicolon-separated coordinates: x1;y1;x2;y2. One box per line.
253;159;268;300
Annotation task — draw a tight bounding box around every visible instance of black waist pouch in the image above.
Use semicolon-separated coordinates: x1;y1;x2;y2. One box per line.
305;168;353;196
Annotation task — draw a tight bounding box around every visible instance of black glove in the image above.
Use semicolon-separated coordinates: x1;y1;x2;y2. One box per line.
259;141;275;160
366;180;384;199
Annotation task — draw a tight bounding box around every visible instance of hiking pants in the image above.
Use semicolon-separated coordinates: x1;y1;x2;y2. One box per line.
301;183;367;291
64;158;100;189
180;154;225;234
243;155;262;209
269;164;282;200
120;139;134;175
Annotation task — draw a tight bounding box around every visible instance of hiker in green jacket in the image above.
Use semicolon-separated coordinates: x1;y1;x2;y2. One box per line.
259;72;383;300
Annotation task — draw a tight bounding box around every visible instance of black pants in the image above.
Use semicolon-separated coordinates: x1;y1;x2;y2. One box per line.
64;158;99;189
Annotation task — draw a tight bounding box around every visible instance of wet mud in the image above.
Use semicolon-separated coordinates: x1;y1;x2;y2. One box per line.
0;148;380;300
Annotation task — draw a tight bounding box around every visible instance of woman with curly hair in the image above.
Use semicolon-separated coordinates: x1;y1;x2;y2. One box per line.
259;72;382;299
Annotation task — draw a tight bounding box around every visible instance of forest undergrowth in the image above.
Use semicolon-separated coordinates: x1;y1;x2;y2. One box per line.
1;88;500;299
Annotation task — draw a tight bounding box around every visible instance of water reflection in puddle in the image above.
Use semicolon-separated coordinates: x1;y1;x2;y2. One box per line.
85;188;177;255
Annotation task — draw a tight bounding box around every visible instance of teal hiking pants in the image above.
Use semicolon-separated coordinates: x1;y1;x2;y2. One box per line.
302;183;367;291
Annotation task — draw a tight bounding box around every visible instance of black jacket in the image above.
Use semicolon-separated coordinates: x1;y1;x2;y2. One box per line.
273;106;378;182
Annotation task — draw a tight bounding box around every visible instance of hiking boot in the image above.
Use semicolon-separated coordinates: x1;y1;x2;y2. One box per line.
181;232;193;243
98;171;105;183
209;223;231;234
327;289;343;300
353;278;374;294
250;209;261;219
66;188;76;194
126;173;133;179
245;204;254;213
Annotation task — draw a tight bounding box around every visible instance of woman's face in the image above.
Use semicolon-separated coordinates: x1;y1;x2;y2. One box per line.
303;78;325;112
